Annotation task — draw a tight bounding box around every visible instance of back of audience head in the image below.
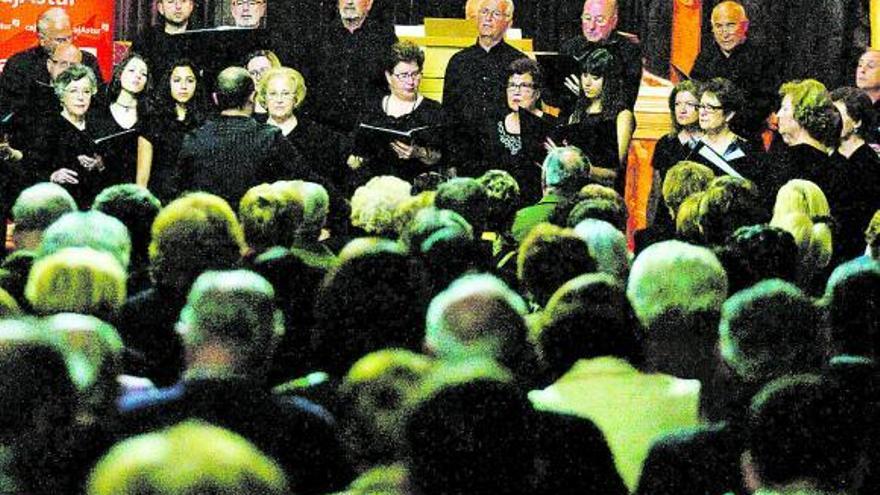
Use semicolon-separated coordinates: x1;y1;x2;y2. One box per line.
11;183;77;252
391;191;436;236
573;219;630;280
719;279;827;384
477;169;521;232
314;239;427;376
215;66;255;110
350;175;413;237
424;273;536;385
404;360;532;495
718;224;799;294
274;180;330;244
239;182;302;253
697;176;765;246
0;318;76;440
770;179;834;279
39;210;132;270
823;258;880;358
537;273;642;379
627;240;727;377
25;247;126;321
42;313;124;424
434;177;489;233
177;269;282;377
92;184;161;266
542;146;591;195
341;349;434;469
87;421;290;495
565;197;626;232
149;192;246;294
517;223;596;307
662;160;715;220
400;207;479;293
675;192;704;243
745;374;867;493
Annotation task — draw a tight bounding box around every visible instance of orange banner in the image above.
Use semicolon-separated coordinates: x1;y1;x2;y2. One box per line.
0;1;115;81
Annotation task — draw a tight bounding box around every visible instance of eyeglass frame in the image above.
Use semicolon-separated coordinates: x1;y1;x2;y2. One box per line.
391;70;422;82
232;0;266;7
580;14;611;26
698;103;724;112
506;82;536;91
478;8;510;20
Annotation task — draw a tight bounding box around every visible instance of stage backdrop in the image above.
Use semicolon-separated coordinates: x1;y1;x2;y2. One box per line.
0;1;114;81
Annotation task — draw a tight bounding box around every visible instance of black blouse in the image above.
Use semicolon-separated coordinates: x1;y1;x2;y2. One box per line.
352;95;444;185
139;109;202;203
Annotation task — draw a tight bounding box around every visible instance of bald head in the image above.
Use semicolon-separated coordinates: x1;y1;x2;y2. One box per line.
47;42;82;81
37;8;73;55
215;66;255;111
711;1;748;54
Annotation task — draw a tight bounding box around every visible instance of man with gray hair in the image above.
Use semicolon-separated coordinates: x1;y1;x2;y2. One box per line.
118;269;353;494
511;145;591;242
0;7;103;117
10;183;77;252
626;240;727;382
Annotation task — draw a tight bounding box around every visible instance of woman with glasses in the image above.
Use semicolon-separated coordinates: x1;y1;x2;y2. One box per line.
563;48;634;194
258;66;346;185
137;58;206;202
476;57;557;202
689;77;758;179
26;64;106;206
350;41;443;185
91;52;151;186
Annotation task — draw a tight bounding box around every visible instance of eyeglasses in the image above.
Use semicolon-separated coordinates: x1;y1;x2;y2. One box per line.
232;0;265;6
479;8;509;20
712;22;741;33
580;14;610;25
162;0;192;4
248;68;269;79
698;103;724;112
674;101;699;110
392;70;422;82
507;82;536;91
266;91;295;100
64;87;94;97
50;59;76;70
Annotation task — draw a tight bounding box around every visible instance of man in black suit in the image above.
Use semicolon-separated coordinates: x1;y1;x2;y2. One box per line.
0;7;103;117
117;269;353;495
177;66;316;205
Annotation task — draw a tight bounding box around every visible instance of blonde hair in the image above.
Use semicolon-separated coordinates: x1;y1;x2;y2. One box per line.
239;183;303;252
26;247;126;319
350;176;413;236
772;179;831;221
257;66;307;110
770;211;833;271
675;193;704;241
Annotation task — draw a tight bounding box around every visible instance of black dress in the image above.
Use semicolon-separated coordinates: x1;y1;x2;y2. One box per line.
651;133;697;181
834;145;880;261
139;108;203;203
478;110;558;203
554;113;623;193
25;112;114;208
352;95;444;186
90;104;141;187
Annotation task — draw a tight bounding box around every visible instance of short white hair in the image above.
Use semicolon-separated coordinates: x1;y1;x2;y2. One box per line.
626;240;728;329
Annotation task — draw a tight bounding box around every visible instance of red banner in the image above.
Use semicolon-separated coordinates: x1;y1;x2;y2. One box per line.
0;1;115;81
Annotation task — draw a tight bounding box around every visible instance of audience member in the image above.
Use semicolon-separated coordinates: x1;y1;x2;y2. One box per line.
10;183;77;252
38;210;132;270
716;224;799;294
88;421;290;495
572;219;630;280
697;175;765;247
823;258;880;359
517;223;596;308
118;270;352;494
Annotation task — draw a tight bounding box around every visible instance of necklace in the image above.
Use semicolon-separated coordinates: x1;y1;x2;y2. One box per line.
383;95;419;117
112;101;137;111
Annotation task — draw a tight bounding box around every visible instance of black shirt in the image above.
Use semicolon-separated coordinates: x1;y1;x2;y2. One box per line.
353;95;445;184
651;132;698;179
178;115;315;205
301;17;397;132
834;144;880;260
0;45;103;119
690;39;778;139
442;40;526;129
139;108;203;202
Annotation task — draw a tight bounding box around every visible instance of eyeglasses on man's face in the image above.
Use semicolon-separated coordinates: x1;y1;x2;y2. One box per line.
698;103;724;112
581;14;610;25
232;0;266;6
507;82;536;91
479;8;509;20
